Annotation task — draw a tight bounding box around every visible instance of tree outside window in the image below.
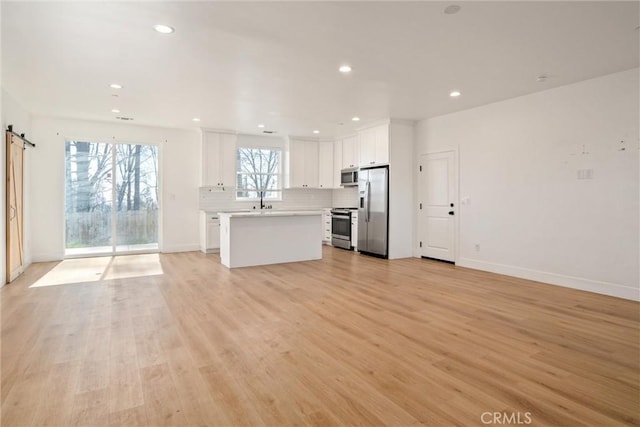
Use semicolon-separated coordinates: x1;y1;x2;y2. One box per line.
236;147;282;200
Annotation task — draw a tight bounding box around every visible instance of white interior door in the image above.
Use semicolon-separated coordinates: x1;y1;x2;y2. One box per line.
6;132;25;282
420;151;457;262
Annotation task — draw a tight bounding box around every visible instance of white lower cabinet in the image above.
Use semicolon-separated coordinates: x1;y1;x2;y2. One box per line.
200;212;221;253
322;209;332;245
351;211;358;250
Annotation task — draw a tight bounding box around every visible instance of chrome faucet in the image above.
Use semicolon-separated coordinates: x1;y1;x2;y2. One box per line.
259;191;266;210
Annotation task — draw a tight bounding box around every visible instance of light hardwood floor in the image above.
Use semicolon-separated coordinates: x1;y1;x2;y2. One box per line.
1;247;638;426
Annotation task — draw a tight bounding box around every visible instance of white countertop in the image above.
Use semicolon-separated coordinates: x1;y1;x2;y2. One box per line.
218;210;324;218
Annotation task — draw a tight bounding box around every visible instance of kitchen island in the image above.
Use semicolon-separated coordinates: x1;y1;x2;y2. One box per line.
218;210;323;268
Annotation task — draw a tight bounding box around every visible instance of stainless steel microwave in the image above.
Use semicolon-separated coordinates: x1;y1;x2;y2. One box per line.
340;167;359;187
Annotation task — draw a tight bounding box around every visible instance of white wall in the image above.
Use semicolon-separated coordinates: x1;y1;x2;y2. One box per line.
1;89;33;284
416;68;639;300
29;117;200;260
389;120;415;259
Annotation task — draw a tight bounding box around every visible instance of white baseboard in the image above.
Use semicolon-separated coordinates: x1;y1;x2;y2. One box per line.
161;244;200;253
32;253;64;262
457;257;640;302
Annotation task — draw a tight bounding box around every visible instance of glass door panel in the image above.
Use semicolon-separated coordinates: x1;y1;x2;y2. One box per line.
65;141;113;255
115;144;159;253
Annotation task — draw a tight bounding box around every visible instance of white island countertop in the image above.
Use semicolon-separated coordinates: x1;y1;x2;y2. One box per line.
218;210;324;218
219;210;323;268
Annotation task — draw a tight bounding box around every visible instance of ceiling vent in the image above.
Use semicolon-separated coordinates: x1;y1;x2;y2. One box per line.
262;130;276;134
116;117;134;121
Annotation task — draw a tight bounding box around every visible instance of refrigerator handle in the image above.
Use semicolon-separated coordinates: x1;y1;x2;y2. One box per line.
363;180;368;223
366;180;371;222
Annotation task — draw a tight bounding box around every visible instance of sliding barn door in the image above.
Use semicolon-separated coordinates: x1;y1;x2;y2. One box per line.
6;132;25;283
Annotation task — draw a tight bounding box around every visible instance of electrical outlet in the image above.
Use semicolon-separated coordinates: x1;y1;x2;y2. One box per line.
577;169;594;180
475;244;480;252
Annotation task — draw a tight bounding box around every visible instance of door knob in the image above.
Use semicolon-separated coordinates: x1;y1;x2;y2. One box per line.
448;211;455;215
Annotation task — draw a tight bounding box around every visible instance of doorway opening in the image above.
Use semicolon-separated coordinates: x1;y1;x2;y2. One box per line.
64;141;159;257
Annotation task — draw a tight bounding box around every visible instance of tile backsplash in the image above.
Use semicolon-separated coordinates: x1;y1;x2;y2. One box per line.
199;186;358;211
332;187;359;208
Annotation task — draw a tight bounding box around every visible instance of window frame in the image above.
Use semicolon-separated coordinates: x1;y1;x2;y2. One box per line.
235;146;283;201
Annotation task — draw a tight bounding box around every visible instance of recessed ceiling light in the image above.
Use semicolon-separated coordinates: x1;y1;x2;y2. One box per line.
258;124;265;128
192;118;201;122
109;83;122;89
449;90;461;97
352;117;360;122
444;4;461;14
111;108;120;113
313;130;320;134
339;65;352;73
153;24;175;34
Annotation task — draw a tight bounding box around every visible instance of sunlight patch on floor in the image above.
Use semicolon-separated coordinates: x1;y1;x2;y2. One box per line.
103;254;164;280
30;254;163;288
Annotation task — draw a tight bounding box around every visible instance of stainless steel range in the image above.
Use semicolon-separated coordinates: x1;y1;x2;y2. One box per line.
330;208;352;250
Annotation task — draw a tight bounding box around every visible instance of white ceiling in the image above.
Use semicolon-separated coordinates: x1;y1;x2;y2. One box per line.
2;1;638;138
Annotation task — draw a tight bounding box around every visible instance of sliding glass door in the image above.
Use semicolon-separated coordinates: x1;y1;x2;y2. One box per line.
65;141;158;256
114;144;159;253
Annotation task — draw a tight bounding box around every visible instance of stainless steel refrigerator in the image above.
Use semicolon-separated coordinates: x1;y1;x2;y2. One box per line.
357;165;389;258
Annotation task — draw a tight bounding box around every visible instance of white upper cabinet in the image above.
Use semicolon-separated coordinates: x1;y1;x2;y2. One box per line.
289;140;305;188
342;135;359;169
333;139;343;188
358;128;376;166
374;125;390;164
318;142;334;189
288;139;319;188
358;124;389;167
202;131;237;187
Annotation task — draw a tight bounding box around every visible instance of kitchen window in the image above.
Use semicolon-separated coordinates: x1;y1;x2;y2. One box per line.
236;147;282;200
